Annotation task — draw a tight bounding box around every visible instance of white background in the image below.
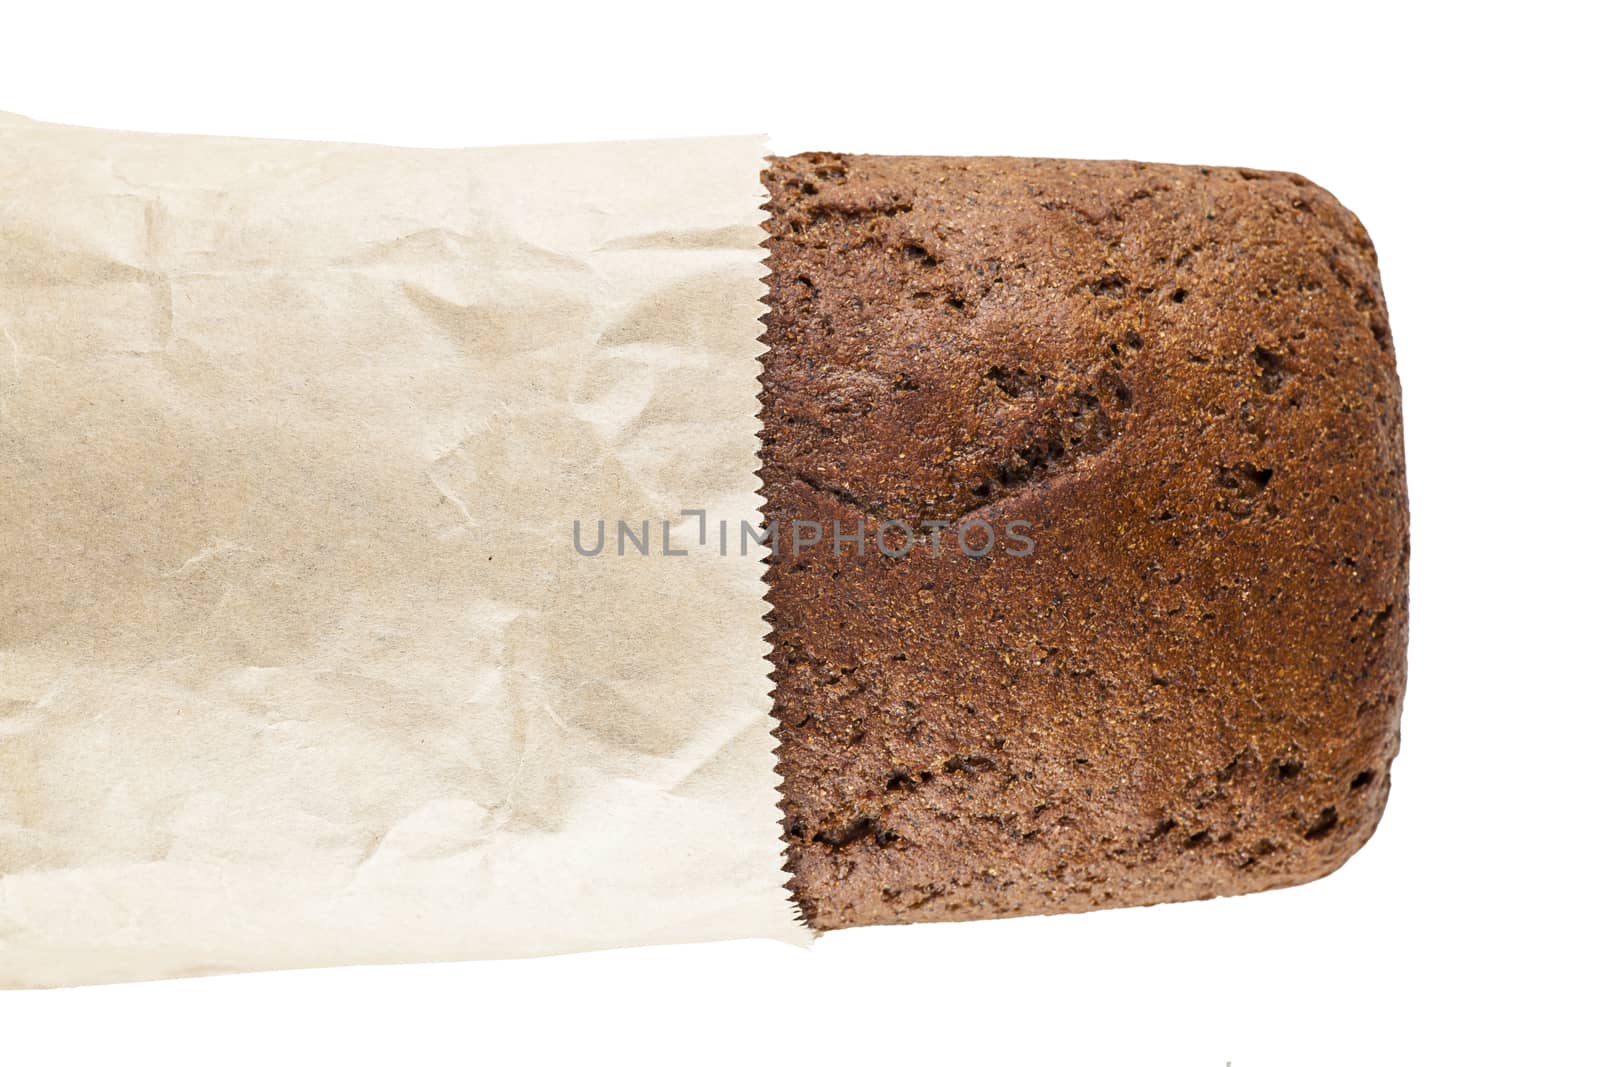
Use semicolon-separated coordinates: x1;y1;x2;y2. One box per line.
2;2;1593;1063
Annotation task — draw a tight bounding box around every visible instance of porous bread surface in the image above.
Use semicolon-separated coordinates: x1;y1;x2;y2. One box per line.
760;153;1408;930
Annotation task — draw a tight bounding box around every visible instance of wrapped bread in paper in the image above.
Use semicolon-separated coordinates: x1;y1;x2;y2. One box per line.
0;116;1407;988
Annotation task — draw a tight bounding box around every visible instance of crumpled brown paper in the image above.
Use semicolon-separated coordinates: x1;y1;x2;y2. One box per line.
0;113;804;988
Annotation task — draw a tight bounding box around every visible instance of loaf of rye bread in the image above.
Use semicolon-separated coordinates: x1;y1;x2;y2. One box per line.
760;154;1407;929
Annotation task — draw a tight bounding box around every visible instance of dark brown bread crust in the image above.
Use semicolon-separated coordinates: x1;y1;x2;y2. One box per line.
760;154;1407;930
